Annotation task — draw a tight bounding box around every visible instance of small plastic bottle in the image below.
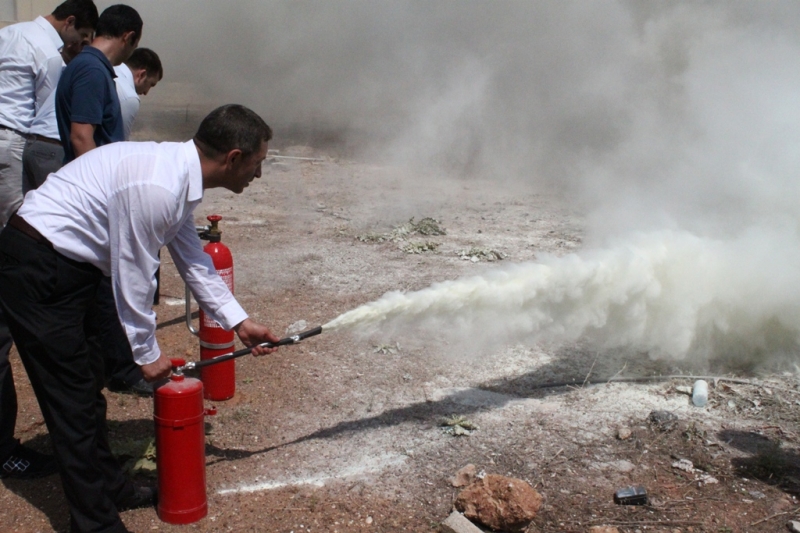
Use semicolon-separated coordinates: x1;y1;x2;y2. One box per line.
692;379;708;407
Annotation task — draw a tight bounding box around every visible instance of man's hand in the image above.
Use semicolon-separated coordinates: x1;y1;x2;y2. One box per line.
234;318;281;356
141;352;172;382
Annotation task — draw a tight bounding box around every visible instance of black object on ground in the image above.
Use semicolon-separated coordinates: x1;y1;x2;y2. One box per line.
613;485;648;505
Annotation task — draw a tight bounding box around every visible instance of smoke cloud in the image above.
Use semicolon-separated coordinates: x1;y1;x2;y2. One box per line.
105;1;800;364
325;225;800;366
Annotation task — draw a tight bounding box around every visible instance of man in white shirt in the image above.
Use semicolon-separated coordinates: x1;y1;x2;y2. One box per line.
0;0;97;224
23;36;90;193
114;47;162;140
108;47;162;395
0;104;280;532
0;0;97;482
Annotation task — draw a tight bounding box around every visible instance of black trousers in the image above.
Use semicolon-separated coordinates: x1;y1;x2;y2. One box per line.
96;277;143;388
0;226;133;533
0;305;16;460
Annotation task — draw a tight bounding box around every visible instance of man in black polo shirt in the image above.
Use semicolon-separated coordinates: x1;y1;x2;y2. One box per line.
56;4;141;162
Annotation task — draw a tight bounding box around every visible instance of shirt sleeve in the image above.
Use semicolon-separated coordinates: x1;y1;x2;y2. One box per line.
167;217;248;330
33;54;63;116
69;65;108;125
107;168;175;366
116;88;139;140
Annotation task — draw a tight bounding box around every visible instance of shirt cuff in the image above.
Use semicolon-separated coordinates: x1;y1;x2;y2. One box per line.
134;340;161;366
215;300;249;331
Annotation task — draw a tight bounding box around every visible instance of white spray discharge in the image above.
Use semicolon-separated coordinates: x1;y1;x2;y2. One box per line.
324;226;800;362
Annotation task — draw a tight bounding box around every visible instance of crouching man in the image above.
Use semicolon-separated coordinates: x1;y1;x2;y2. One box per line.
0;104;280;533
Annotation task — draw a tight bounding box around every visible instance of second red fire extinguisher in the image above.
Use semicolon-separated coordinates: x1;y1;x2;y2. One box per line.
186;214;237;401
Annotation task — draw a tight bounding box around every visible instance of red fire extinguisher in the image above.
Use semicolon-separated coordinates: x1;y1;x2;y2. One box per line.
154;358;216;524
186;214;237;401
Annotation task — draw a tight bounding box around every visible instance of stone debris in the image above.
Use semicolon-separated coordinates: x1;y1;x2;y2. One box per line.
457;247;505;262
401;240;440;254
373;342;400;355
671;458;718;485
440;511;483;533
410;217;446;236
111;437;157;477
672;458;695;472
454;474;543;531
647;410;678;431
589;527;621;533
617;426;632;440
451;464;478;488
440;415;479;436
357;217;446;244
788;520;800;533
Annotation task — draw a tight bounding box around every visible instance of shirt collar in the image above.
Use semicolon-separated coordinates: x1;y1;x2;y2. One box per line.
82;46;117;78
115;62;133;82
185;140;203;202
34;16;64;51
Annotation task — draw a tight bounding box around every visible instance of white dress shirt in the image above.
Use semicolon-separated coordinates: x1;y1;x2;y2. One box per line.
18;140;248;365
114;63;139;140
0;16;63;132
28;83;61;140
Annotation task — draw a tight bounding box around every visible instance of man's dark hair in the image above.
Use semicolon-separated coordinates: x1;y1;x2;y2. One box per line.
52;0;99;31
95;4;143;42
125;48;163;80
194;105;272;158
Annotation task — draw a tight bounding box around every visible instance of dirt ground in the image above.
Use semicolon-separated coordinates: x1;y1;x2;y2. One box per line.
2;134;800;533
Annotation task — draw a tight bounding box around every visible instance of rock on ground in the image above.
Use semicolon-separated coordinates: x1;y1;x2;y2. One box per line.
454;474;542;531
440;511;484;533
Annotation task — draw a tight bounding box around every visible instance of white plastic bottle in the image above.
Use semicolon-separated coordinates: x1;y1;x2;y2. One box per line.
692;379;708;407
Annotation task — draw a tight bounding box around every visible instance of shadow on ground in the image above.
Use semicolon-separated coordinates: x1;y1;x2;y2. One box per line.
720;429;800;495
1;433;66;532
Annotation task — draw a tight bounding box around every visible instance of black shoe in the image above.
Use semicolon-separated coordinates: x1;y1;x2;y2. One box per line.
0;443;58;479
109;378;154;397
128;378;154;397
117;484;158;511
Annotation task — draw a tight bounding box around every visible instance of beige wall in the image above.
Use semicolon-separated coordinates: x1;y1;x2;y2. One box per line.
1;0;60;27
16;0;60;21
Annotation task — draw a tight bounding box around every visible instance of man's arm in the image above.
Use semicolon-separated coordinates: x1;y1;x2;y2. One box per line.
168;218;280;351
108;179;174;369
70;122;96;158
118;96;139;141
168;218;249;329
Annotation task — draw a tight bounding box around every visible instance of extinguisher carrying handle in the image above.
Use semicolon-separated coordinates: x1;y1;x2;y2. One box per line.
180;326;323;371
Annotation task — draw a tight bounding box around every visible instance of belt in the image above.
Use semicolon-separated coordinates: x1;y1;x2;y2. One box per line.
32;135;61;146
0;124;28;138
7;213;52;248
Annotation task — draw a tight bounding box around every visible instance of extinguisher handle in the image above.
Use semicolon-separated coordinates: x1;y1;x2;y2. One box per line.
183;326;323;371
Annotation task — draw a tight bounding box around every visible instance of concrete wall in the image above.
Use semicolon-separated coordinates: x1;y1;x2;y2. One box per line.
1;0;60;27
0;0;15;25
15;0;59;21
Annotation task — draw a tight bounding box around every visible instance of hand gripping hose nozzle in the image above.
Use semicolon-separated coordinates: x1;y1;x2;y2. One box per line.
173;326;323;373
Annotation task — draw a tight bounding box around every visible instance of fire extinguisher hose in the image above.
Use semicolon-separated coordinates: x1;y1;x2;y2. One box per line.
178;325;323;371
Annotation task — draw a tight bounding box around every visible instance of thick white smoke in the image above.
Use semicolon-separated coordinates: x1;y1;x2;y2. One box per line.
97;1;800;364
325;225;800;363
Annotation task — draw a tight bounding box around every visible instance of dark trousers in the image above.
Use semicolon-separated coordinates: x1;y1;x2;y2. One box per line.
19;141;141;390
0;226;132;533
22;137;64;194
96;277;143;388
0;305;17;460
